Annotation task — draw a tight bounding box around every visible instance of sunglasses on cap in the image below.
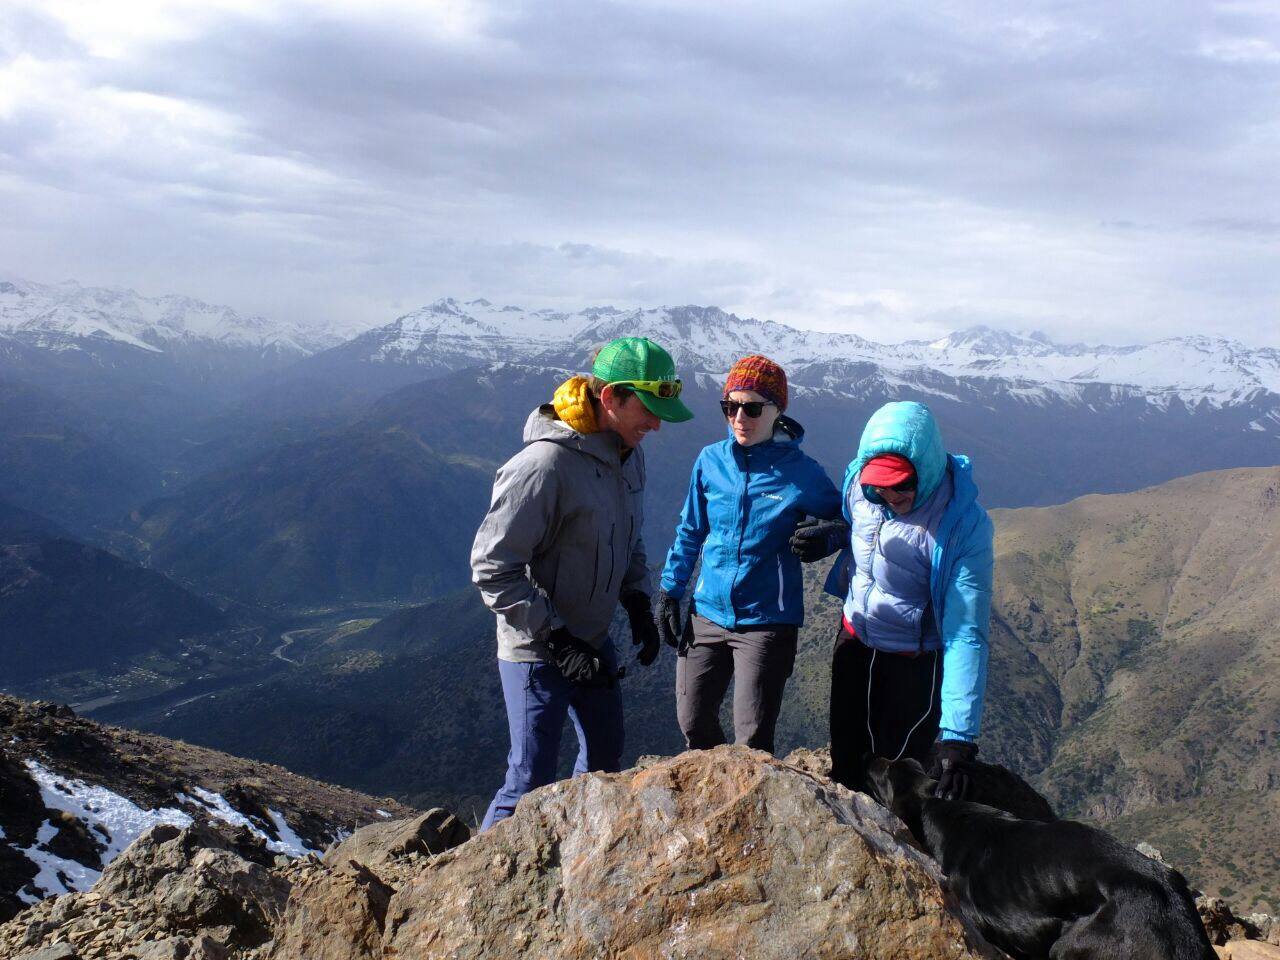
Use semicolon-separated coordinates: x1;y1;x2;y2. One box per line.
610;378;683;399
870;476;918;494
720;399;776;419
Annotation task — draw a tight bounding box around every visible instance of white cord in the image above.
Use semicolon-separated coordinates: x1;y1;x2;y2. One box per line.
865;648;877;755
889;649;939;763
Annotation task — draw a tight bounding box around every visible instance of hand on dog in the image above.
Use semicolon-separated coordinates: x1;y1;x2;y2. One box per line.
930;740;978;800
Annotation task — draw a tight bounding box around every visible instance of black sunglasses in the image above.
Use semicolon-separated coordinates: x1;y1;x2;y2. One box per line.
720;399;776;419
871;476;918;494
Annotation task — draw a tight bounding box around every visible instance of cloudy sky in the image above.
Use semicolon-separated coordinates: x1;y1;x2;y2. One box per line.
2;0;1278;344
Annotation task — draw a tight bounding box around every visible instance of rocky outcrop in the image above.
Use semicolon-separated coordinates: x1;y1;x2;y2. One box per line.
1217;943;1280;959
7;744;1280;960
0;695;414;918
0;823;296;959
323;808;469;871
272;746;999;959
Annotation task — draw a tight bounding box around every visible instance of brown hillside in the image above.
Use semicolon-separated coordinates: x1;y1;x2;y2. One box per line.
988;465;1280;910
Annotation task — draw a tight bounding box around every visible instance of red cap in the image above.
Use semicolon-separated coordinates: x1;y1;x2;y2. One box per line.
860;454;915;487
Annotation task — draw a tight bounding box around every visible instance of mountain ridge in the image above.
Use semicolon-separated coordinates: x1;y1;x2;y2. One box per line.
7;279;1280;413
322;297;1280;411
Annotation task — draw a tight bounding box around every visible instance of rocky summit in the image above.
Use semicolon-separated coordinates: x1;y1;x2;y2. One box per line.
3;746;999;959
337;746;999;959
6;742;1280;959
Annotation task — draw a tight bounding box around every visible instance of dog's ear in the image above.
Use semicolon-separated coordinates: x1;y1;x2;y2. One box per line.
901;757;926;775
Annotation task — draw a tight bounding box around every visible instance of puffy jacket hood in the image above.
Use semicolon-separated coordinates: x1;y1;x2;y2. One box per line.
842;401;947;508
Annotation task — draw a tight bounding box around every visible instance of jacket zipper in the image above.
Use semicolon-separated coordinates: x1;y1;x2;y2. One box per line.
605;467;624;594
861;517;884;619
776;555;785;612
734;448;751;625
604;523;617;594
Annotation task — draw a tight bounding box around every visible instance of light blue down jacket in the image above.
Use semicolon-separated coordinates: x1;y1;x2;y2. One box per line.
823;401;995;743
661;417;841;628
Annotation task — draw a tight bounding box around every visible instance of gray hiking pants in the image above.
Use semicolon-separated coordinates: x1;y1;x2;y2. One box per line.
675;614;798;755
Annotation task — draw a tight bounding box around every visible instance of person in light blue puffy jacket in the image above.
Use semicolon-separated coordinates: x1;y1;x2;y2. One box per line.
656;355;842;755
804;400;994;800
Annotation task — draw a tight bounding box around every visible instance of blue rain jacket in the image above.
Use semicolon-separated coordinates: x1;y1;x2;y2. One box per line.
661;416;841;628
823;401;995;743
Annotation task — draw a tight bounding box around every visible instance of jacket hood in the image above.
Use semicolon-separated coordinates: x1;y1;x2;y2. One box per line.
524;403;626;466
845;401;947;504
947;453;979;511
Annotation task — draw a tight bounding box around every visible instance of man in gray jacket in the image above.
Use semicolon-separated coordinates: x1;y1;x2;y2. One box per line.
472;336;693;829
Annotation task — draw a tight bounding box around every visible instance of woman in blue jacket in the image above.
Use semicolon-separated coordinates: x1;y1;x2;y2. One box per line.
656;355;841;755
799;400;994;800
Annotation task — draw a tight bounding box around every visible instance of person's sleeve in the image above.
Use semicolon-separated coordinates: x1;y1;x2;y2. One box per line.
822;473;857;600
659;457;710;600
800;460;843;521
938;510;995;743
470;453;563;642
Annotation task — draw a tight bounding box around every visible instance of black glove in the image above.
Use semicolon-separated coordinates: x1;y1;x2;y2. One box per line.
677;610;695;655
544;628;614;688
655;592;684;648
621;592;660;666
789;519;850;563
929;740;978;801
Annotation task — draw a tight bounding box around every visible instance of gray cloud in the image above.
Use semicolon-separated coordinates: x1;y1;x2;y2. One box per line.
1;0;1278;344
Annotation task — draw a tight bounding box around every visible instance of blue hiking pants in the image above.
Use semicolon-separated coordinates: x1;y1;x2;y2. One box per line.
481;647;625;830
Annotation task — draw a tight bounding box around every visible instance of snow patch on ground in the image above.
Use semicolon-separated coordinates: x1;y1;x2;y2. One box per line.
24;760;193;862
18;760;193;898
267;809;315;857
183;786;318;856
17;825;103;901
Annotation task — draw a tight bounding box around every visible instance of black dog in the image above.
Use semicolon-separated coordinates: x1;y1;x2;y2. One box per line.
866;757;1215;960
925;753;1058;822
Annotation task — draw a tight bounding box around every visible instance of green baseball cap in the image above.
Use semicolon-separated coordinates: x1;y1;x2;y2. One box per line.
592;337;694;423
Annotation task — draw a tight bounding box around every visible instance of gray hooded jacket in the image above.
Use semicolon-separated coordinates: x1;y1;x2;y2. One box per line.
470;404;651;662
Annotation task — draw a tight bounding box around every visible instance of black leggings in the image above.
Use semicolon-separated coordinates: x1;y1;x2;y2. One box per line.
830;624;942;791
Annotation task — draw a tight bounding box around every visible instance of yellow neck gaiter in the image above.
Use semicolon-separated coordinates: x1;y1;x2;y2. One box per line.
552;376;599;434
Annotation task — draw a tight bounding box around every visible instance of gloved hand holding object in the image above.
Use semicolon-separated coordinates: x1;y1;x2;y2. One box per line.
930;739;978;800
545;627;615;687
789;518;850;563
622;591;661;666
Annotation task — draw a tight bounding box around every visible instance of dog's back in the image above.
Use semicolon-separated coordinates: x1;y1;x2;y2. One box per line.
867;758;1215;960
952;757;1056;821
1058;871;1216;960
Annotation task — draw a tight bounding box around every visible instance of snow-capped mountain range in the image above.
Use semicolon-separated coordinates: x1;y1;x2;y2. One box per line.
3;279;1278;409
345;297;1280;409
0;277;341;357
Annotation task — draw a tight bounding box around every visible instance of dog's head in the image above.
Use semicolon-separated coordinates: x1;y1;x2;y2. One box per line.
864;756;936;822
